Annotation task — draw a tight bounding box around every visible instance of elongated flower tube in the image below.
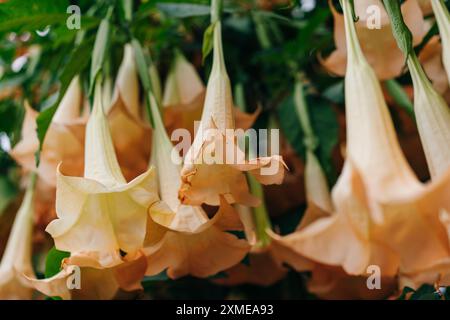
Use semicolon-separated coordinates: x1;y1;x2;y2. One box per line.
408;47;450;179
144;94;249;279
179;10;285;207
163;51;260;136
108;45;152;181
45;80;160;269
0;174;36;299
322;0;425;80
431;0;450;83
111;44;140;116
270;0;450;279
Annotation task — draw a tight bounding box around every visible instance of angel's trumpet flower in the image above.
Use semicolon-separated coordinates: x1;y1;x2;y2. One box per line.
163;51;260;136
111;44;140;116
144;94;249;279
108;44;151;181
0;174;36;299
431;0;450;83
10;76;85;187
162;51;205;136
322;0;425;80
179;16;285;208
45;80;159;269
10;76;85;229
270;0;450;280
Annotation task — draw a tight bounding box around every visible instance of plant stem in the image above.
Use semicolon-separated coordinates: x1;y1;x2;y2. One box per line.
294;77;318;151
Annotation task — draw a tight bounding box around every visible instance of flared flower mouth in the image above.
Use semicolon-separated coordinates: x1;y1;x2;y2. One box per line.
45;80;160;269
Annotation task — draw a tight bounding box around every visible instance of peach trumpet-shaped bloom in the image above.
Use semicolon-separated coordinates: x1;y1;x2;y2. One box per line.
0;174;36;299
162;51;260;136
321;0;425;80
144;94;249;279
271;0;450;280
431;0;450;84
10;76;85;188
179;21;286;207
45;81;160;269
163;51;206;137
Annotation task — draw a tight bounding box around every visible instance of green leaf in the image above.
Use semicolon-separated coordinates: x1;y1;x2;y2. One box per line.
157;3;211;18
35;38;93;165
384;79;414;118
44;246;70;278
202;22;216;64
278;94;339;182
131;39;152;92
0;175;18;215
0;0;69;33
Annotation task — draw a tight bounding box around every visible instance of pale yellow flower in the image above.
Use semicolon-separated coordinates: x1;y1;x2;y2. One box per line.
46;81;160;269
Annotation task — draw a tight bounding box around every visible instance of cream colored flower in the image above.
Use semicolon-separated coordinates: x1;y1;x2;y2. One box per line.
144;94;249;279
45;81;160;269
431;0;450;83
0;174;36;299
322;0;425;80
179;21;286;207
